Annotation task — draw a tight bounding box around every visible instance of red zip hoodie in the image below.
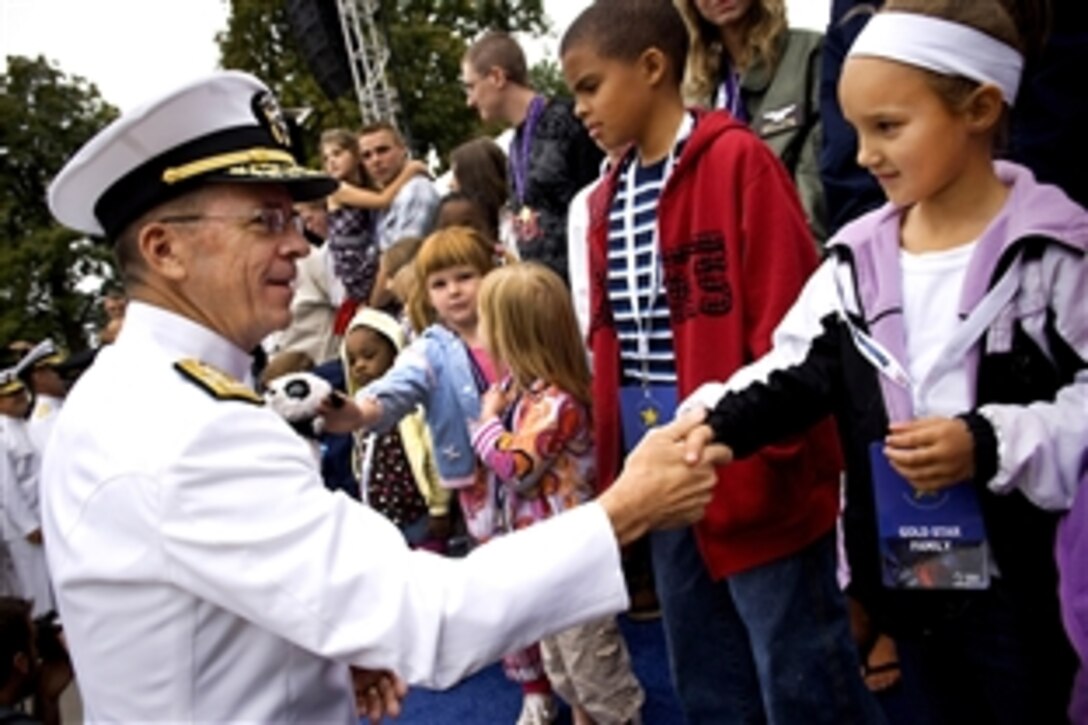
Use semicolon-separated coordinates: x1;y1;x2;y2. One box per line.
587;109;841;578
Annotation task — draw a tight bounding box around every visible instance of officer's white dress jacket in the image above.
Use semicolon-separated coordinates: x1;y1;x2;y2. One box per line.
42;302;627;724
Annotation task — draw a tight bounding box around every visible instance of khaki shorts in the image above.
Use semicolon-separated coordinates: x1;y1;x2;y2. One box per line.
540;616;644;724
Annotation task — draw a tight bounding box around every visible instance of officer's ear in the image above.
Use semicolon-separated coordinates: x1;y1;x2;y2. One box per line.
136;220;193;282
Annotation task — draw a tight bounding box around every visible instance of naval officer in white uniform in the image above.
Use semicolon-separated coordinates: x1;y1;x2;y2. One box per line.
42;70;728;723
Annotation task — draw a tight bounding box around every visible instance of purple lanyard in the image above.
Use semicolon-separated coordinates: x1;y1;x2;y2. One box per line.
510;95;546;205
718;65;747;123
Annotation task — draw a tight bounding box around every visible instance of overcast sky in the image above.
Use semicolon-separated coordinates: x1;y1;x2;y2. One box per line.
0;0;830;113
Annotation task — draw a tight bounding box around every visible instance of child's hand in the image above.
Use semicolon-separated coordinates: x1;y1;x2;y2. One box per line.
327;183;347;209
598;408;733;545
680;422;729;467
318;392;376;433
480;379;516;420
405;158;430;178
885;417;975;492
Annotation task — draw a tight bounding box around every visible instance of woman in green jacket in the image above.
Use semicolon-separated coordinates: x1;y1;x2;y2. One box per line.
676;0;827;244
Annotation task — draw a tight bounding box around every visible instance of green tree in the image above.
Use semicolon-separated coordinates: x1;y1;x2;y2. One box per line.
216;0;549;164
383;12;480;160
216;0;359;165
529;58;568;101
0;55;118;351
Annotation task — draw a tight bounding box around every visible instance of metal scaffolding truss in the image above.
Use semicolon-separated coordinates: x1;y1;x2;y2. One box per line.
336;0;400;127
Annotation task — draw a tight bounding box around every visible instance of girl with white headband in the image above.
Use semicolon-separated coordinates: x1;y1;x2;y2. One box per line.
674;0;1088;721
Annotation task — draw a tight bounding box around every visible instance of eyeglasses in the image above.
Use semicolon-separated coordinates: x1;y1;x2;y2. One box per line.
155;208;305;237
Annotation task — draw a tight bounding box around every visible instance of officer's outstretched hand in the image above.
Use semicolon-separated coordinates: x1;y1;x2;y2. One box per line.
598;408;732;547
351;667;408;723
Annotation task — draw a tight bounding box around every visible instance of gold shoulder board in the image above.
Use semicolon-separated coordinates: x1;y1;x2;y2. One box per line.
174;359;263;406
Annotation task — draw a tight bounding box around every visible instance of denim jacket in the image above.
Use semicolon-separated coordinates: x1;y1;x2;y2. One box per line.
359;324;481;488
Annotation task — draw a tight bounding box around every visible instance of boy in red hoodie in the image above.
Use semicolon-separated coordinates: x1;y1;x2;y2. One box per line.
560;1;882;721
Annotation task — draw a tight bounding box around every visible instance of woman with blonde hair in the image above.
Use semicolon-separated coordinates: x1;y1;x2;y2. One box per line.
676;0;827;241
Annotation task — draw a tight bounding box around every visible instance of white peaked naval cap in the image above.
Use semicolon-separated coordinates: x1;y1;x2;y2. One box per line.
48;70;337;240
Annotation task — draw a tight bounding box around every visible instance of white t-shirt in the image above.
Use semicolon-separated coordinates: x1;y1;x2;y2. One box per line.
900;241;977;417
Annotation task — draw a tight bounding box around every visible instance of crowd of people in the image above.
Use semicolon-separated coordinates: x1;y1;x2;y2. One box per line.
1;0;1085;723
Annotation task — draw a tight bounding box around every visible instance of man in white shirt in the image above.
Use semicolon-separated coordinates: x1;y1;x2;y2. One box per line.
43;71;727;723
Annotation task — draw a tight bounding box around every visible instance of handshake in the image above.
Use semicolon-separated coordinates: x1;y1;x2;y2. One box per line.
595;407;732;546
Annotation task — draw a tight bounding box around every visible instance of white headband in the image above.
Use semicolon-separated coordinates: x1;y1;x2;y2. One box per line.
847;12;1023;104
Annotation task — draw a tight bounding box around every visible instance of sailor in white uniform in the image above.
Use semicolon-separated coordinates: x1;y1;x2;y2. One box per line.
19;339;68;455
43;71;727;723
0;364;54;617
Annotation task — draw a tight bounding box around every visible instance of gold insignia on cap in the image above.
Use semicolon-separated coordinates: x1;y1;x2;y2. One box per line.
162;148;297;185
174;359;263;406
254;90;291;148
222;162;323;180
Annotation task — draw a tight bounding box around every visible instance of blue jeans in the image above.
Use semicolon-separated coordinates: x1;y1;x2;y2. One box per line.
651;528;884;725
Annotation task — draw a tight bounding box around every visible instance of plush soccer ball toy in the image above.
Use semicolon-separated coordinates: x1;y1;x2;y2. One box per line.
263;371;332;439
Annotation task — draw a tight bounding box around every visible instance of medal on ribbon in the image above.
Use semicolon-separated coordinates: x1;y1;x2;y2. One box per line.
513;205;541;244
638;393;663;430
620;384;677;453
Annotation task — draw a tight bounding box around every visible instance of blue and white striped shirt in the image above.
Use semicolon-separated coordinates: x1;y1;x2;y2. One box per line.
606;156;677;386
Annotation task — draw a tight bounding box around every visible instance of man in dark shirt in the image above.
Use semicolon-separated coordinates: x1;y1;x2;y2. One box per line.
461;31;603;284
